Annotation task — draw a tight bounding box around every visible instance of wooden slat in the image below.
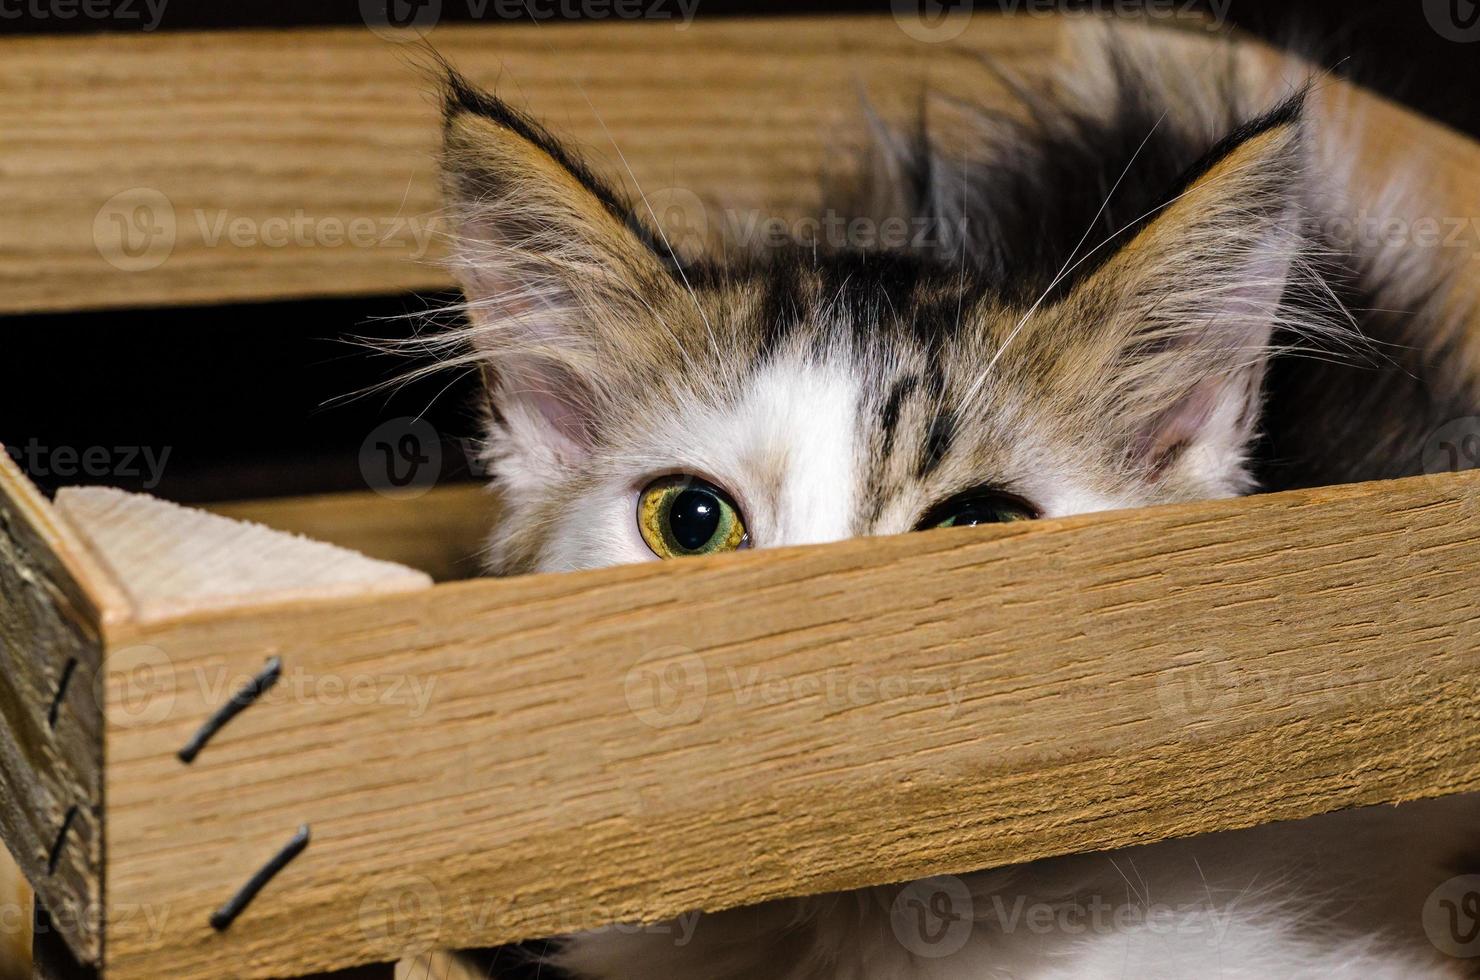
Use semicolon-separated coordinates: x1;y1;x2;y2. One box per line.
4;16;1478;329
0;16;1060;314
90;470;1480;980
0;454;127;965
206;484;495;583
53;487;432;620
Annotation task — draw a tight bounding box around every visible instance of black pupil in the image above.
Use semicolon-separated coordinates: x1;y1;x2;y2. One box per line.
951;501;999;526
669;488;722;550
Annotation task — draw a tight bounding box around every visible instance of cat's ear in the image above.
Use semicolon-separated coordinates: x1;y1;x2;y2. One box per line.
439;73;683;465
1064;101;1309;494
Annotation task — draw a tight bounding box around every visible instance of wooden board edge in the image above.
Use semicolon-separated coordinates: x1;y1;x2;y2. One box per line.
204;483;497;584
53;486;434;625
0;457;106;964
0;454;133;628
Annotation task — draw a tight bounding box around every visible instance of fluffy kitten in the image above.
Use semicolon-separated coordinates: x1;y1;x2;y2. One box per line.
430;21;1480;980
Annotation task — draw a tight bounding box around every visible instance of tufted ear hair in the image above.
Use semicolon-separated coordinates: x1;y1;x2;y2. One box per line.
439;71;688;465
1059;97;1316;494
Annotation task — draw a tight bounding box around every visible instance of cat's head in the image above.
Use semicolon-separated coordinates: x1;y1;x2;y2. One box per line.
437;73;1313;575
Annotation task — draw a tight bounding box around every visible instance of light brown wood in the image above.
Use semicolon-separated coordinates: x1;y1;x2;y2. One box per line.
3;17;1479;320
0;847;30;980
76;470;1480;980
53;487;432;621
206;484;496;583
0;453;125;965
0;16;1058;314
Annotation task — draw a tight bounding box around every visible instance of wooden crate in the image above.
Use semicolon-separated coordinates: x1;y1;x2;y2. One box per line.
3;10;1480;980
5;453;1480;979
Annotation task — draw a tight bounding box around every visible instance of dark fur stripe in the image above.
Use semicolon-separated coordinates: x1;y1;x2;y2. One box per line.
880;374;919;461
917;410;957;479
440;67;669;257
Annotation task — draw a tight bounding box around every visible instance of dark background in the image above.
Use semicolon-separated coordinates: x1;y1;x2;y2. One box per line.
4;0;1477;502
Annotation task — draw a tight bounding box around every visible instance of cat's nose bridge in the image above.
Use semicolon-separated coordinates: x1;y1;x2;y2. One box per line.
727;358;865;549
762;465;859;549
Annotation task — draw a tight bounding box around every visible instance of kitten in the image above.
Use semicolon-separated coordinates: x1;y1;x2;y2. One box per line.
431;21;1480;980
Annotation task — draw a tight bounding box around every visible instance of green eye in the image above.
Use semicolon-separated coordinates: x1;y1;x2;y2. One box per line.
638;475;748;559
917;490;1037;530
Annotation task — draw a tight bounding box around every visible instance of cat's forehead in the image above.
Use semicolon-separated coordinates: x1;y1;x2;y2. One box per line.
691;248;997;365
589;266;1067;542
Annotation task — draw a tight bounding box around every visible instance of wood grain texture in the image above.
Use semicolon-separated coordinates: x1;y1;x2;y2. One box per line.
0;15;1057;314
93;470;1480;980
0;848;30;980
206;485;496;584
54;486;451;978
53;487;432;621
4;17;1479;319
0;454;125;965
